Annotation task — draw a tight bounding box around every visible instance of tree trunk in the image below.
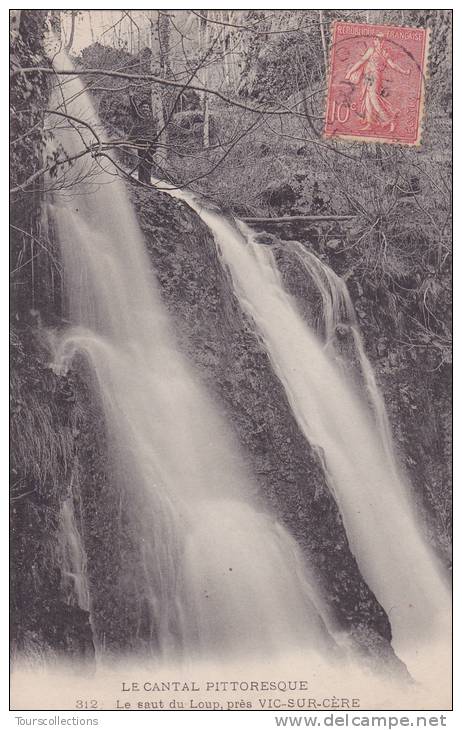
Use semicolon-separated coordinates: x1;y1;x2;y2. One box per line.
199;11;211;148
221;11;231;87
65;10;77;53
150;11;167;154
242;215;355;223
319;10;328;79
203;94;210;149
88;11;95;44
158;11;172;156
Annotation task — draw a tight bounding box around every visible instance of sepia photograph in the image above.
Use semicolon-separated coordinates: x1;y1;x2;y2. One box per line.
9;7;452;715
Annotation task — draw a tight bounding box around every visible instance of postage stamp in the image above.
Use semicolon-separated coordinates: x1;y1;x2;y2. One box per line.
324;22;430;145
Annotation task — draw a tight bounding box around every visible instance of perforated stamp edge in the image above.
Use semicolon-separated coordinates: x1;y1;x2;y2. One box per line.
323;20;431;147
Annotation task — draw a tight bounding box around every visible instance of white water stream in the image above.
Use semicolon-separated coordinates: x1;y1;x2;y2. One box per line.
58;496;91;614
166;188;451;678
47;53;332;662
287;241;397;473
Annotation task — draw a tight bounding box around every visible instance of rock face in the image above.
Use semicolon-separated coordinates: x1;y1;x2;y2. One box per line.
260;182;297;210
14;181;450;668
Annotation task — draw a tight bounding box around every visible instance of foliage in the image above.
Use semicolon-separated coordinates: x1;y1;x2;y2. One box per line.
10;325;98;659
77;42;146;140
10;11;51;194
10;11;64;319
11;10;452;370
10;328;75;497
240;28;323;103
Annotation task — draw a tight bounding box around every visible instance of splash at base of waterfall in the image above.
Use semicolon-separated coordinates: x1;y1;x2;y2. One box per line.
10;648;452;711
49;321;334;662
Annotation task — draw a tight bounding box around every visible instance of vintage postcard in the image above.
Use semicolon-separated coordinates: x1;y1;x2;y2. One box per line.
9;8;452;719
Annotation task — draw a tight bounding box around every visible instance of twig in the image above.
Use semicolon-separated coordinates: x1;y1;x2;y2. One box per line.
12;66;318;119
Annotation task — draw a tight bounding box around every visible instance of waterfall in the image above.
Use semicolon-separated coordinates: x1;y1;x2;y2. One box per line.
46;52;333;662
166;187;451;678
58;495;92;615
286;241;397;472
55;466;97;658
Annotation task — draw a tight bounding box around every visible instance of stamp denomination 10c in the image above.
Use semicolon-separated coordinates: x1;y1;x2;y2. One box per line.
324;22;429;145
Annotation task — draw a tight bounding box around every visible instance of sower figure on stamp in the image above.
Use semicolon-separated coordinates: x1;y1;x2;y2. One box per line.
129;89;157;185
345;33;411;133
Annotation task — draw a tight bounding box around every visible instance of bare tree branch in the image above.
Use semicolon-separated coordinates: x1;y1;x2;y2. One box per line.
12;66;320;118
189;10;330;34
45;108;102;150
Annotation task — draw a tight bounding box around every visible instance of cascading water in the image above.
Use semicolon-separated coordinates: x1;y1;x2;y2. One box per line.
46;52;333;662
166;187;451;679
58;495;92;615
286;241;397;472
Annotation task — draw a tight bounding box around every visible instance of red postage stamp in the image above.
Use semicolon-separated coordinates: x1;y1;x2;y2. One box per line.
324;22;430;145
